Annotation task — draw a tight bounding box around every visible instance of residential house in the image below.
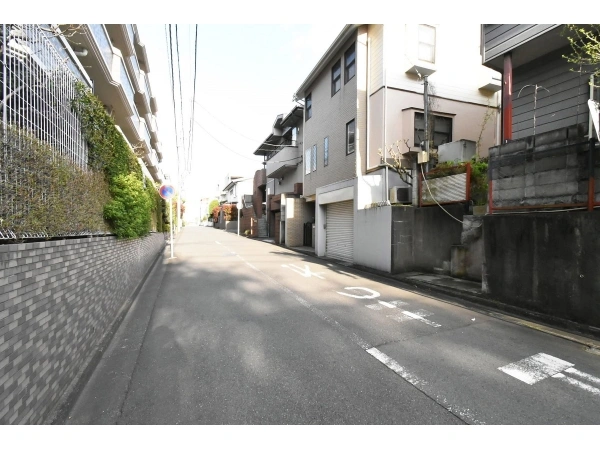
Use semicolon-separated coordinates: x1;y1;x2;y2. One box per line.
477;24;600;331
216;174;253;232
254;106;313;246
293;24;501;269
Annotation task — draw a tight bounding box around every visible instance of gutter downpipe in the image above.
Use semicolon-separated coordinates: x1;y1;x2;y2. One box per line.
383;61;388;201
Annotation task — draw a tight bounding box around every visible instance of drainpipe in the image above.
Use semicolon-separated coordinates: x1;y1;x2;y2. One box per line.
383;68;388;201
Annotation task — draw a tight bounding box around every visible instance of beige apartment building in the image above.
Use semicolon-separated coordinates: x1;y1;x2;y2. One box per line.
293;24;501;267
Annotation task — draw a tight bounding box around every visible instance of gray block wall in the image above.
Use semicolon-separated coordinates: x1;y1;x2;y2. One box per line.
488;127;597;209
0;233;165;424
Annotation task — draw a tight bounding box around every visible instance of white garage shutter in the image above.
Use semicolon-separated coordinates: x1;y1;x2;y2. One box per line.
326;200;354;263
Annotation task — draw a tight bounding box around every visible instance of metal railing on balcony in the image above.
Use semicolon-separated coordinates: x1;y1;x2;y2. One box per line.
1;24;88;169
139;117;151;151
264;139;297;161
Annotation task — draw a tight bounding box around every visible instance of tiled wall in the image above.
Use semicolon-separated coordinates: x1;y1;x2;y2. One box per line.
0;233;165;424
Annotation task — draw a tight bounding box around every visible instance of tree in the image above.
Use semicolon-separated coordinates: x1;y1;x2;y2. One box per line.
209;199;219;216
563;25;600;83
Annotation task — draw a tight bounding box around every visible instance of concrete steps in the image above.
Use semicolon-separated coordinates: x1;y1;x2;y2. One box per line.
257;216;268;238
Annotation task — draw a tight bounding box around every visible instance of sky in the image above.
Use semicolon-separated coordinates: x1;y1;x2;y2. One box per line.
135;23;344;218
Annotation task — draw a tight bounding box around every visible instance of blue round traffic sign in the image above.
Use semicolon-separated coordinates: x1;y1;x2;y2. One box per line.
159;184;175;200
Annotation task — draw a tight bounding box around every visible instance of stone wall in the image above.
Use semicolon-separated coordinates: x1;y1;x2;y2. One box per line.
0;233;165;424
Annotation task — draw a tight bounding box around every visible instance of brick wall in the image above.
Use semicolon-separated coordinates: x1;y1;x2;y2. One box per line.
0;233;165;424
285;197;305;247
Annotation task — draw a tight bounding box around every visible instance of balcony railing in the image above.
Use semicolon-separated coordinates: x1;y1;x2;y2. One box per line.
118;58;136;115
266;145;301;179
139;117;152;151
89;24;113;70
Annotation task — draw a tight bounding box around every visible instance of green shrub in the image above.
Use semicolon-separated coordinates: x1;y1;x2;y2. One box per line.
103;173;152;238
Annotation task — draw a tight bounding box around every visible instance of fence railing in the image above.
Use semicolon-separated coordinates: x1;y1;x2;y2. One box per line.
419;163;471;207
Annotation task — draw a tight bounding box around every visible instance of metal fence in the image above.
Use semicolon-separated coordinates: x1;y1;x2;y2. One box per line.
1;24;88;167
1;25;99;241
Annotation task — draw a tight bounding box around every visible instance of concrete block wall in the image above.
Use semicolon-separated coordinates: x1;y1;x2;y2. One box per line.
488;127;596;208
0;233;165;424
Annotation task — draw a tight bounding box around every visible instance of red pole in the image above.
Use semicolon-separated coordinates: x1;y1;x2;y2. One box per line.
502;53;513;143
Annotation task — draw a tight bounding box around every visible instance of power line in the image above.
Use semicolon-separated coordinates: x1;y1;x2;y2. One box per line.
167;25;180;167
175;24;186;165
193;118;262;162
194;100;298;149
187;25;198;176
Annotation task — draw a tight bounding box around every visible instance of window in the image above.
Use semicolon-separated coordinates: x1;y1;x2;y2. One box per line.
312;144;317;172
414;112;452;149
306;94;312;120
418;25;436;63
324;136;329;166
292;127;298;145
344;43;356;83
331;60;341;96
346;119;355;155
305;147;311;175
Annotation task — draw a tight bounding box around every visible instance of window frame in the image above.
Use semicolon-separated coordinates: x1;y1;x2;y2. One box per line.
344;43;356;84
418;24;436;64
414;112;452;149
346;119;356;155
305;147;311;175
324;136;329;166
331;60;341;96
306;94;312;120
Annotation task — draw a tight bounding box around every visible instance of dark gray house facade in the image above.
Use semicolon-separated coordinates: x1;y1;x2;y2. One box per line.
482;24;599;142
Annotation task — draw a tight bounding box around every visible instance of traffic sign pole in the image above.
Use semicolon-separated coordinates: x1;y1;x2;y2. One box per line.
159;184;176;259
169;198;174;258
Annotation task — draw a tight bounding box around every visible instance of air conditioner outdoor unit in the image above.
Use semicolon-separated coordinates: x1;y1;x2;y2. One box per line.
389;186;412;204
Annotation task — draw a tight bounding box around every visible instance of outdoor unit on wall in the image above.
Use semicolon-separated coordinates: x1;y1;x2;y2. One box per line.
389;186;412;204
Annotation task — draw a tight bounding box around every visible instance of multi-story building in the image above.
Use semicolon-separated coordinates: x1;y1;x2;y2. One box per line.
293;24;501;265
0;24;165;184
64;24;165;183
254;106;312;246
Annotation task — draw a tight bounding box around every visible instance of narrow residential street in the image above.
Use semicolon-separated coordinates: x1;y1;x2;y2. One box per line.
64;227;600;425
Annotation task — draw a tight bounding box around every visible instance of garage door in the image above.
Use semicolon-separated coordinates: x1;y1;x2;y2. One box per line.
326;200;353;263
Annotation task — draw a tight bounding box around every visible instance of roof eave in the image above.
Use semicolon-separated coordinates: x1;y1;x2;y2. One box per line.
293;24;360;100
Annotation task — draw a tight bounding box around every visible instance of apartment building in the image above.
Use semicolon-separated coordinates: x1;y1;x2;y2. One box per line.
64;24;165;183
254;106;313;246
293;24;501;266
0;24;165;184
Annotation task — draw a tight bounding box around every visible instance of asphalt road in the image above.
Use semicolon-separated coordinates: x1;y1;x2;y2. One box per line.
64;226;600;425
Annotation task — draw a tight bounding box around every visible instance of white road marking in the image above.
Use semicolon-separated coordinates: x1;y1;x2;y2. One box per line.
365;300;408;311
401;311;442;327
217;246;483;425
498;353;574;385
552;373;600;395
564;367;600;385
336;287;380;299
281;264;326;279
367;347;424;386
